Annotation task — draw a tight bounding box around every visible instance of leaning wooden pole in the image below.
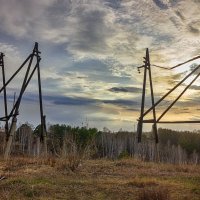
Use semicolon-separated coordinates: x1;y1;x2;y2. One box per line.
146;49;158;143
0;53;9;139
4;45;35;159
137;50;148;142
4;117;17;159
35;43;47;156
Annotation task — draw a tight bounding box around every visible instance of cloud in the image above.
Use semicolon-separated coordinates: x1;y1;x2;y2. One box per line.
0;1;193;68
152;0;182;10
21;93;139;110
2;0;200;131
104;0;121;9
108;86;142;93
189;63;200;75
188;85;200;90
7;87;139;112
43;95;97;106
175;10;185;21
0;0;56;38
103;99;138;107
152;0;168;9
65;4;115;57
0;0;200;65
188;20;200;35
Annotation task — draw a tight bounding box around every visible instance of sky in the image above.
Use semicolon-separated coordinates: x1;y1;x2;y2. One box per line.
1;0;200;131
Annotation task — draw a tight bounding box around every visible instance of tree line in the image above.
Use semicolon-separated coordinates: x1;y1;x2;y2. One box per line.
0;123;199;164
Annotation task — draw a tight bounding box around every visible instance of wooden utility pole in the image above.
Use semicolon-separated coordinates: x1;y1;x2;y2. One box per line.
35;42;47;156
0;53;9;139
2;42;46;159
137;50;200;144
137;48;158;143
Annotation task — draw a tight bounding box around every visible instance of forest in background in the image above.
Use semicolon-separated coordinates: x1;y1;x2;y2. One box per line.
0;123;199;166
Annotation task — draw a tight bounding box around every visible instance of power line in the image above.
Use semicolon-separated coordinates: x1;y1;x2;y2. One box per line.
150;55;200;70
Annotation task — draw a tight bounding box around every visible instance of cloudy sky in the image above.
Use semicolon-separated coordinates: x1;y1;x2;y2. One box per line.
1;0;200;131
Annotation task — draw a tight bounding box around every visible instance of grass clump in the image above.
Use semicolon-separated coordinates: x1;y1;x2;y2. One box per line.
138;187;170;200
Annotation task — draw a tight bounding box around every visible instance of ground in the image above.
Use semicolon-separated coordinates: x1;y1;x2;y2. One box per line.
0;157;200;200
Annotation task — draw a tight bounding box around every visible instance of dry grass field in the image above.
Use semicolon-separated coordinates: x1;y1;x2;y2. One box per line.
0;157;200;200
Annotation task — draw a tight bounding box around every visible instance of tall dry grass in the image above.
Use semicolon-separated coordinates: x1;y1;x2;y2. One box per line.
138;187;170;200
